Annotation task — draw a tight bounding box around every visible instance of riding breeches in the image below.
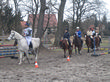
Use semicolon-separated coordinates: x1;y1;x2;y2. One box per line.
25;37;32;46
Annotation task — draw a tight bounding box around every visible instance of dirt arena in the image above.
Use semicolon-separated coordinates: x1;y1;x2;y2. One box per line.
0;47;110;82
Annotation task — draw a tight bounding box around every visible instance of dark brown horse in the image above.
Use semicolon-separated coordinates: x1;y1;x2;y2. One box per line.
59;39;73;58
73;33;83;55
85;34;100;53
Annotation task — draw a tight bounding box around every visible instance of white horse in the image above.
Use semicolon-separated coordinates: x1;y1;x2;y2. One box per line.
7;30;40;65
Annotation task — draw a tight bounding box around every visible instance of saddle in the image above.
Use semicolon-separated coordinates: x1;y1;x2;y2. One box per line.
64;38;72;46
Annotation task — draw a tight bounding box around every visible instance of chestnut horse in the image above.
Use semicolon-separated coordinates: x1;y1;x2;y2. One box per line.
85;34;100;53
59;39;73;58
73;33;83;55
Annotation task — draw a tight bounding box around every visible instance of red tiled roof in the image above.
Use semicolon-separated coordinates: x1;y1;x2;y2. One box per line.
89;25;95;28
29;14;57;28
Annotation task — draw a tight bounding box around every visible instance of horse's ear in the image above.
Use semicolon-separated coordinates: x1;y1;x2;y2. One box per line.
11;30;14;32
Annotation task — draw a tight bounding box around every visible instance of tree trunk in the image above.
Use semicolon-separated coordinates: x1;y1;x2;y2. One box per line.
54;0;66;46
32;0;39;37
35;0;46;38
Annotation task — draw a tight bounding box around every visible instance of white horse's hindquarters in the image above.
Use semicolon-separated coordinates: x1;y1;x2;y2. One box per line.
32;38;40;49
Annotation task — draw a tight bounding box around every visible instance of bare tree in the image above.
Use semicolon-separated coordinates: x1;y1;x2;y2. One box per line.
54;0;66;46
65;0;106;29
32;0;39;36
35;0;48;38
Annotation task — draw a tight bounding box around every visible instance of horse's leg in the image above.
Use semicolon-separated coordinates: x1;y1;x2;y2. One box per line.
22;52;27;62
78;47;81;55
25;51;30;64
19;51;23;65
87;46;89;53
34;48;39;62
69;49;72;57
75;47;77;55
64;49;66;58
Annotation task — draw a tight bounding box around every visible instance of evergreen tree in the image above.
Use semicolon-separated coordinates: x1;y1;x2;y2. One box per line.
0;6;22;35
102;14;107;29
94;15;98;27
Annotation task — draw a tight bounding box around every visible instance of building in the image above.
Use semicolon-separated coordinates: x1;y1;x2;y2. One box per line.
28;14;57;34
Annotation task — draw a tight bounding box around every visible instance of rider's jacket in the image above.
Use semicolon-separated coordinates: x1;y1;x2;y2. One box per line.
87;30;95;38
23;27;32;46
23;27;32;37
76;30;81;38
87;30;92;36
63;32;70;39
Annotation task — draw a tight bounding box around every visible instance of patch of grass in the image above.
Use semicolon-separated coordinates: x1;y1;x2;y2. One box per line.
101;38;110;47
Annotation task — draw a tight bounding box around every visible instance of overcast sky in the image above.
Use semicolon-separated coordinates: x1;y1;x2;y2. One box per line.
103;0;110;21
21;0;110;21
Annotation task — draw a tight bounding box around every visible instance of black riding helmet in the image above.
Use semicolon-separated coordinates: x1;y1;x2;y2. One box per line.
65;28;69;31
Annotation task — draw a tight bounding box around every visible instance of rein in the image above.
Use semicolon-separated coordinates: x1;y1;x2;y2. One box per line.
11;32;24;41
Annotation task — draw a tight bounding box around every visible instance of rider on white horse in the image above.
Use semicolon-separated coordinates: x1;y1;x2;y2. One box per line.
23;22;32;49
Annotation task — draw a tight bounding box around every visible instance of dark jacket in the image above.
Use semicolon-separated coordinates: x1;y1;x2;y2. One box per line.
63;32;70;39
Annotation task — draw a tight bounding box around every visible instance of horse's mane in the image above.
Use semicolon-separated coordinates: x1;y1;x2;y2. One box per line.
11;30;23;38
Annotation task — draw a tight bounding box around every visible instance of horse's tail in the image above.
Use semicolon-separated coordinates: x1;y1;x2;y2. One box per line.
59;40;62;47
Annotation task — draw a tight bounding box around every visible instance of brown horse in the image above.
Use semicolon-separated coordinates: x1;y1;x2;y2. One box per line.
59;39;73;58
73;33;83;55
85;34;100;53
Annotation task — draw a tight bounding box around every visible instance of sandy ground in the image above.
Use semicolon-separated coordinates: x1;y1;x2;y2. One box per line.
0;48;110;82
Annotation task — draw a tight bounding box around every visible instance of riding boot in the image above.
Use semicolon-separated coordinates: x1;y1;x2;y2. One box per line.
90;38;94;49
68;39;72;50
29;42;33;51
91;42;94;49
81;39;83;47
100;38;102;43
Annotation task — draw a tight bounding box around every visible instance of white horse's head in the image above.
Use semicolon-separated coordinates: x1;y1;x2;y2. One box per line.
7;30;16;40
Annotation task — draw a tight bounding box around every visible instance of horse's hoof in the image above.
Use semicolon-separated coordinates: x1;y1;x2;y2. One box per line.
18;63;21;65
64;56;66;58
18;62;22;65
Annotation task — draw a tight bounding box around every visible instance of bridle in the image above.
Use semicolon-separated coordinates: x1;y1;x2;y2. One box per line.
10;32;15;39
10;32;24;40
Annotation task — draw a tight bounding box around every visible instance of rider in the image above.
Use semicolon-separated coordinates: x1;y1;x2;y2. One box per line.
63;28;71;49
75;27;83;46
23;22;33;50
87;27;95;48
